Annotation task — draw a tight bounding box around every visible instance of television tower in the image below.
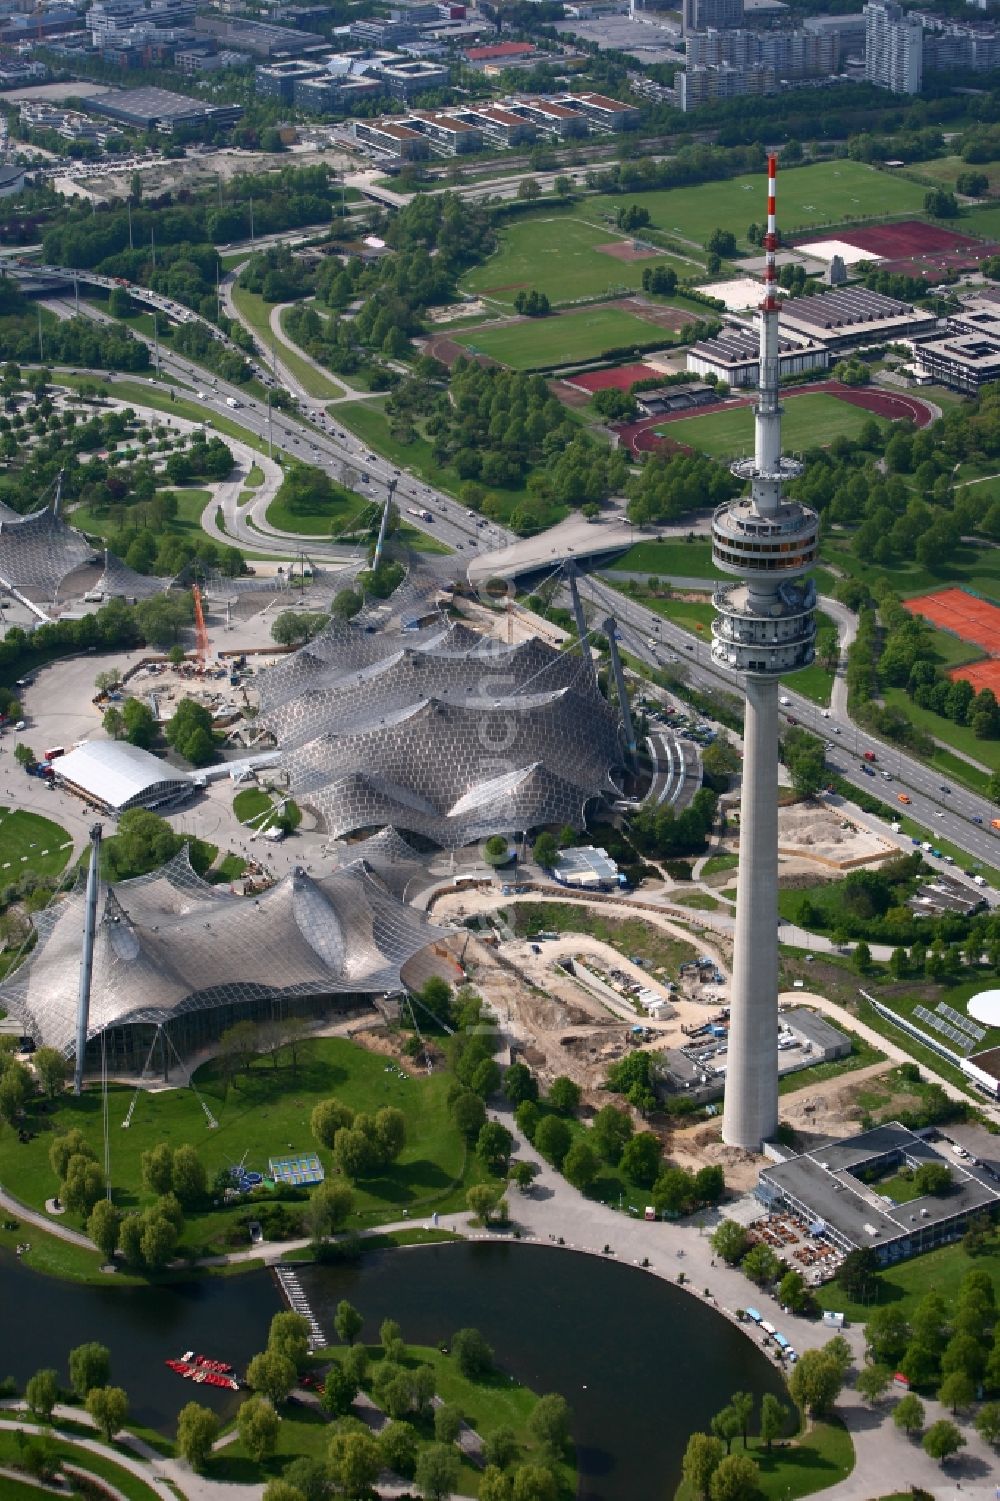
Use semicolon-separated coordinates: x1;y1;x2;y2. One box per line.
711;157;819;1151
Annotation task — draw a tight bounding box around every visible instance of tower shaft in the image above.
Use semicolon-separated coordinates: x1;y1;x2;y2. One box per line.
711;156;819;1151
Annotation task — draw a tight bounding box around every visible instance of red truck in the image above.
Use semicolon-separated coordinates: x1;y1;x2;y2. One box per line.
863;751;877;763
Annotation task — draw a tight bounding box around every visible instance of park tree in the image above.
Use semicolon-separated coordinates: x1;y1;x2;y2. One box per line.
511;1464;559;1501
452;1327;494;1379
620;1131;661;1187
922;1419;965;1464
238;1395;281;1461
503;1062;538;1106
481;1467;513;1501
246;1350;297;1405
471;1058;502;1098
562;1138;600;1191
865;1306;910;1367
547;1075;581;1114
0;1061;31;1125
532;832;558;868
171;1145;207;1207
262;1485;306;1501
855;1364;891;1406
415;1443;461;1501
484;834;510;865
759;1393;786;1451
304;1179;354;1241
938;1370;975;1414
477;1120;515;1175
321;1361;358;1418
434;1404;463;1444
87;1199;122;1262
709;1453;759;1501
69;1343;110;1400
711;1220;749;1265
63;1156;106;1217
837;1246;879;1303
942;1330;986;1384
176;1402;219;1471
49;1129;94;1181
269;1311;310;1372
788;1349;845;1417
33;1047;67;1099
451;1090;487;1140
711;1406;741;1454
467;1182;508;1224
893;1393;925;1435
528;1393;571;1455
327;1423;381;1497
483;1426;519;1469
777;1269;810;1314
729;1392;753;1449
975;1402;1000;1448
681;1432;725;1501
26;1368;59;1421
913;1162;952;1196
333;1126;376;1180
141;1142;175;1196
741;1244;780;1287
85;1386;129;1444
310;1097;354;1149
379;1420;419;1479
533;1115;572;1168
334;1300;364;1346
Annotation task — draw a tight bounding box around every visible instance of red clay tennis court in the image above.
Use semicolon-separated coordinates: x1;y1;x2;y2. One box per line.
904;588;1000;650
567;363;660;393
904;588;1000;692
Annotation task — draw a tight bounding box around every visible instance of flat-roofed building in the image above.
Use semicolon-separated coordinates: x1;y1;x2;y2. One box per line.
777;285;938;351
758;1121;1000;1264
409;109;482;153
686;321;829;385
467;103;537;145
378;57;450;97
915;331;1000;393
558;89;640;129
463;40;537;64
513;97;589;136
354;118;429;159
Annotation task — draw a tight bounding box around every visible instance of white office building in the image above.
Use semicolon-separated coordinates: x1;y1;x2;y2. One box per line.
865;0;922;93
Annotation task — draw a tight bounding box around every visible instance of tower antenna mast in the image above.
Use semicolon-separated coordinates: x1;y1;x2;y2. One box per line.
711;156;819;1151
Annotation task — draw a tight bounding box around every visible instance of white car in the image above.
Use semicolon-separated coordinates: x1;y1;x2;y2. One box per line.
821;710;830;718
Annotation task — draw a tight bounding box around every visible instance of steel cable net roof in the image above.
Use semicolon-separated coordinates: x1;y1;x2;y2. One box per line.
98;550;173;601
0;846;446;1057
331;828;427;898
0;507;98;598
257;605;625;847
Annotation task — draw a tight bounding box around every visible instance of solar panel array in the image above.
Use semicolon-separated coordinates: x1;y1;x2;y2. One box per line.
914;1005;973;1053
936;1002;986;1043
269;1154;325;1186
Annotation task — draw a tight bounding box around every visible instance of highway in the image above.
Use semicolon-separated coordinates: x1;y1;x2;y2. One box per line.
37;266;1000;873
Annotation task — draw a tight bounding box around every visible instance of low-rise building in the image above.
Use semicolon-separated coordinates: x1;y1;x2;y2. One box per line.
83;86;243;130
466;103;537;145
410;109;481;153
551;845;624;890
463;40;537;65
353;118;429;160
635;382;718;416
758;1121;1000;1264
914;330;1000;393
777;285;938;351
686;321;829;385
558;89;640;129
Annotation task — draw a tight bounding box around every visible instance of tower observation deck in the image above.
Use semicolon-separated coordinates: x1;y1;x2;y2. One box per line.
712;156;819;1152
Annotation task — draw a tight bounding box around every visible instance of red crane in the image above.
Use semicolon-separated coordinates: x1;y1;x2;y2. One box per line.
191;584;209;672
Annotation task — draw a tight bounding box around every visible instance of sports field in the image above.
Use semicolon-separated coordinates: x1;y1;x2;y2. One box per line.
904;587;1000;694
588;160;929;252
656;392;880;458
453;305;665;370
461;214;695;308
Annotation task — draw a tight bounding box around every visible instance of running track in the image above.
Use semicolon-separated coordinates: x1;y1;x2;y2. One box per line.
615;380;937;456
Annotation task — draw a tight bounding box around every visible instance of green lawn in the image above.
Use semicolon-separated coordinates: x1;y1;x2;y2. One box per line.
875;1170;924;1204
265;475;375;539
0;1038;486;1255
277;305;350;399
958;202;1000;241
640;594;715;637
777;1030;886;1096
212;1343;576;1497
588;159;928;252
824;536;1000;606
54;376;274;457
70;487;211;545
606;539;723;581
461;211;700;309
910;156;1000;195
232;786;274;825
334;398;559;534
453;306;669;372
675;1419;854;1501
658;393;884;460
817;1230;1000;1322
232;284;342;400
882;684;999;772
701;852;739;877
673;891;720;910
0;1425;163;1501
0;807;74;883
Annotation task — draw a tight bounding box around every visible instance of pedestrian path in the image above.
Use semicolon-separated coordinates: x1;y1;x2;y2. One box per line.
273;1264;325;1349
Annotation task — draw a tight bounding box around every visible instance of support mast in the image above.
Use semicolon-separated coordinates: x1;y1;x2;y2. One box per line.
73;822;103;1096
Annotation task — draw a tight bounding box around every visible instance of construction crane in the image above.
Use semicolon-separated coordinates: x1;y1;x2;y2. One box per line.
191;583;209;672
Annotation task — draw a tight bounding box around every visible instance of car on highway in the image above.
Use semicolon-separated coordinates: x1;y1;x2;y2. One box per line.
832;726;841;734
862;764;875;776
940;784;951;794
898;793;911;804
974;816;984;825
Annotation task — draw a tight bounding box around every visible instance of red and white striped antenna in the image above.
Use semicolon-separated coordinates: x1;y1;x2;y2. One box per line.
762;153;779;313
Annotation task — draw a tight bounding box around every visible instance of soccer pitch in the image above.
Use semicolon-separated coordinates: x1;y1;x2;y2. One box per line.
461;214;695;308
588;160;929;251
657;392;881;457
454;306;665;370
